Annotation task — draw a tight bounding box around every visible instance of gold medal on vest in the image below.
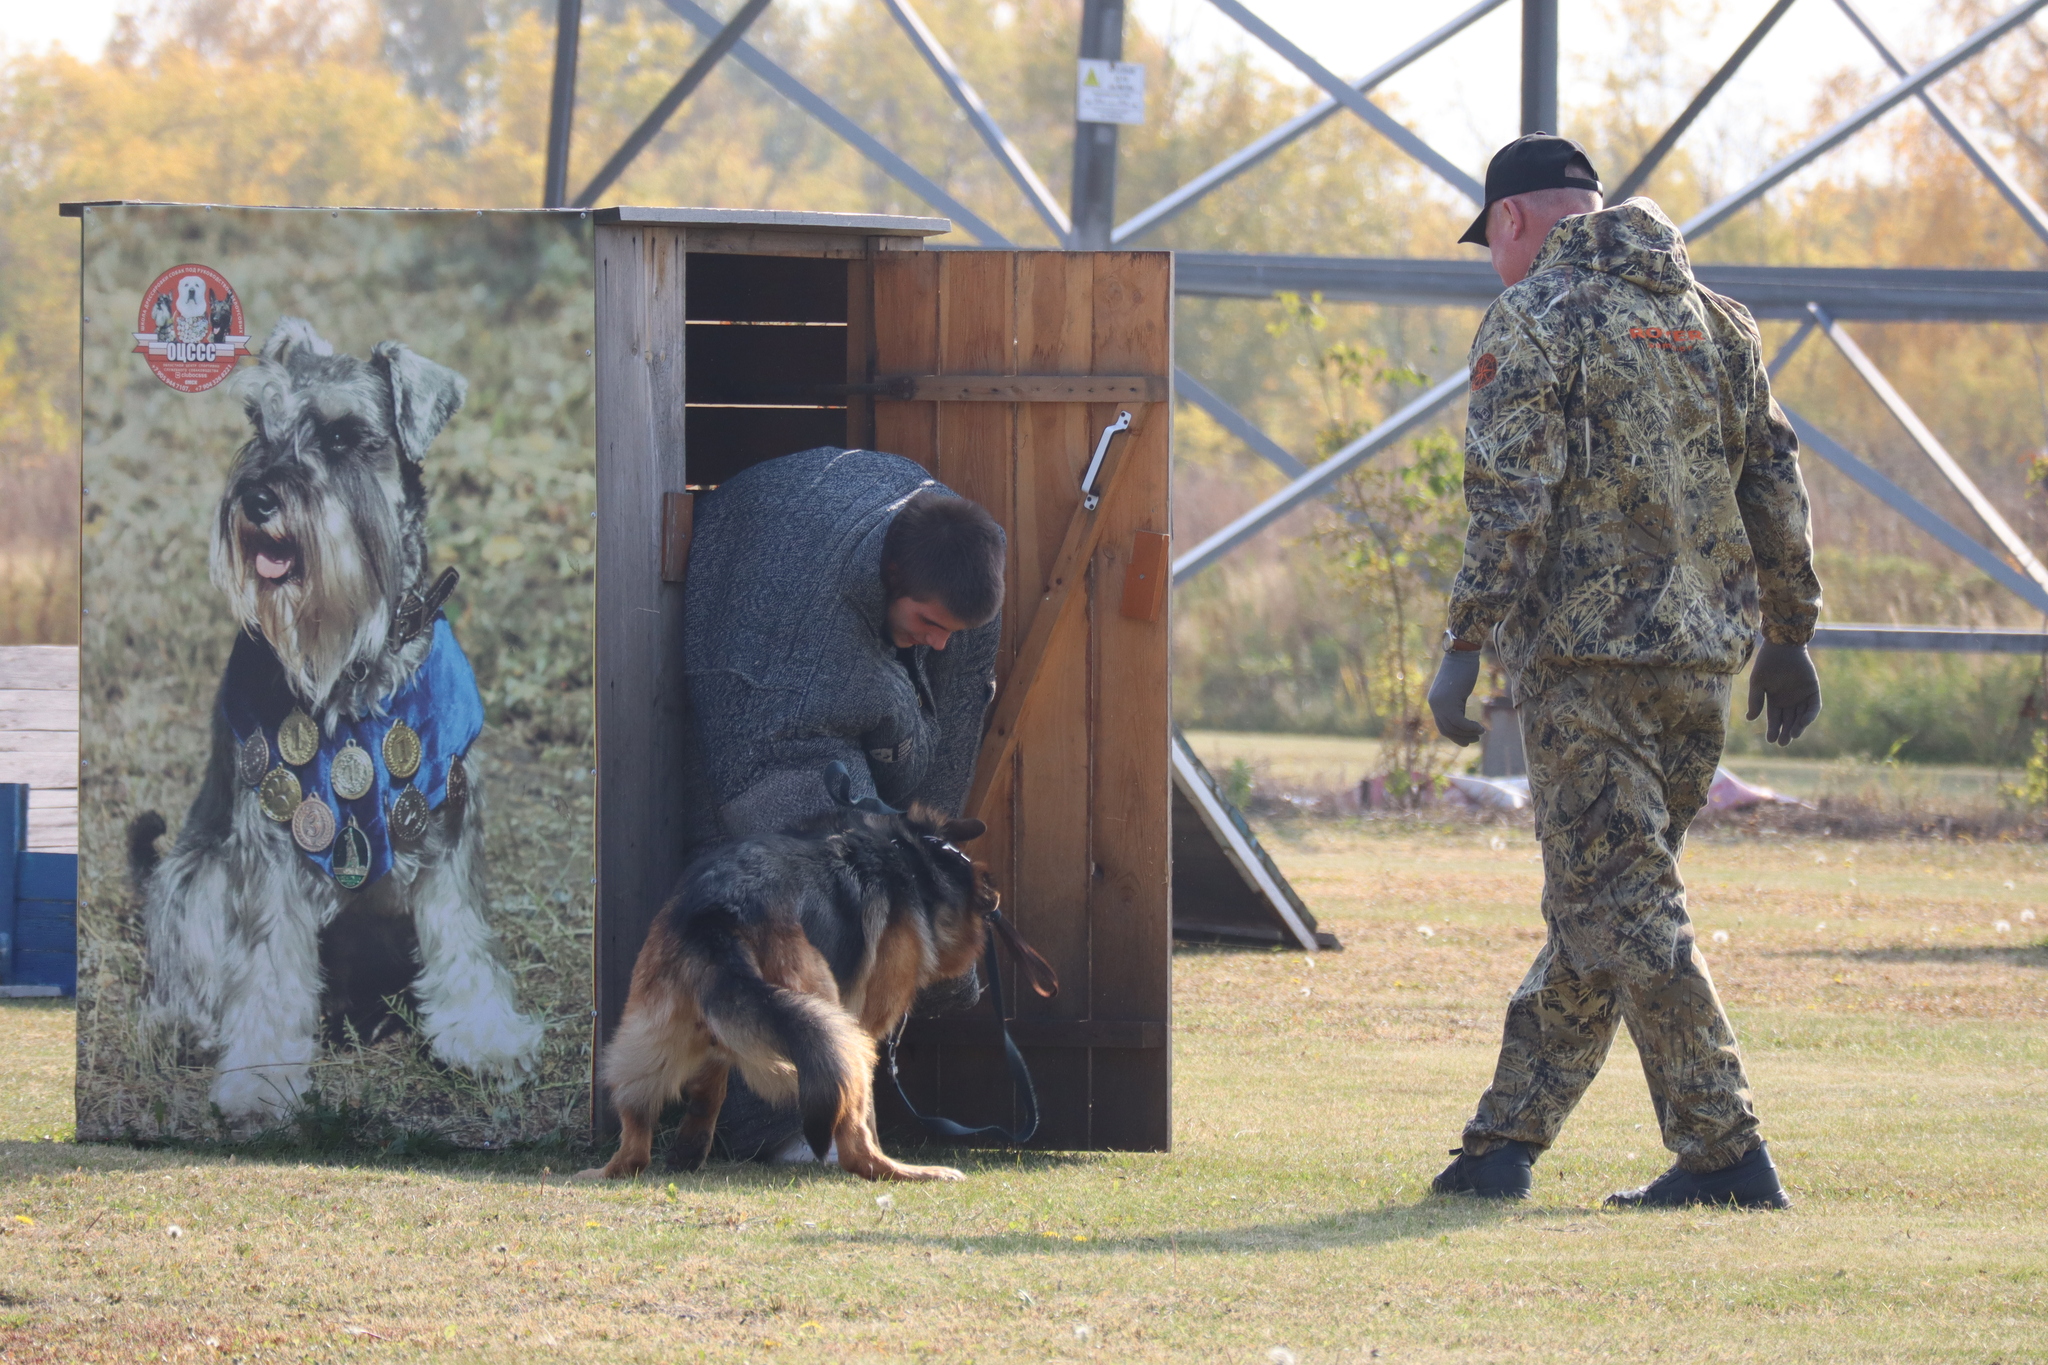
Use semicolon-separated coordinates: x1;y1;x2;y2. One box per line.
291;797;336;853
334;817;371;890
258;766;302;821
382;720;422;781
330;738;375;801
389;784;431;844
445;752;469;806
236;731;270;787
278;707;319;767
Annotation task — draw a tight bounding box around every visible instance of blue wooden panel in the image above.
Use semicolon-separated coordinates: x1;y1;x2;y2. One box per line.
3;790;78;995
13;949;76;995
19;853;77;900
15;905;75;953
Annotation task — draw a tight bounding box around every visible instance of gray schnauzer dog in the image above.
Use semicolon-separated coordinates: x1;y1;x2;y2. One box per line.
131;317;542;1130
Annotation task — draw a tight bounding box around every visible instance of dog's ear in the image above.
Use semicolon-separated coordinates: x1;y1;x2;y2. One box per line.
261;317;333;365
942;818;987;845
371;341;468;464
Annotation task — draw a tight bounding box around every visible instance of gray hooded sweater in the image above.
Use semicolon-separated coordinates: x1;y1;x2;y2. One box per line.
679;446;1000;848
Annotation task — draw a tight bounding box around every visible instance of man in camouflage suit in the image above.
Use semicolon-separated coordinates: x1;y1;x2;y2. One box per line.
1425;135;1822;1209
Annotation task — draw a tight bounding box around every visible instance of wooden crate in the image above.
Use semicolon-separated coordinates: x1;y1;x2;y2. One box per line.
593;209;1173;1151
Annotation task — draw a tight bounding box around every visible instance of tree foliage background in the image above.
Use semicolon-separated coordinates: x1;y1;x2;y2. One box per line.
5;0;2048;765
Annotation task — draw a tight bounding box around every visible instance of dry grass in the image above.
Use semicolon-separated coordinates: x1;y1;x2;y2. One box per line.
5;824;2047;1362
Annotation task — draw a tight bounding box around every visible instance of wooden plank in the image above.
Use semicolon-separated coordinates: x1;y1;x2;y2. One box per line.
0;753;77;789
601;205;948;236
876;375;1165;403
1119;529;1171;622
928;249;1019;1133
24;791;75;854
1003;249;1097;1148
0;732;75;754
964;403;1152;820
660;492;694;584
870;252;941;470
0;694;79;731
1084;252;1174;1152
593;224;690;1137
845;245;875;450
683;227;900;259
0;647;79;691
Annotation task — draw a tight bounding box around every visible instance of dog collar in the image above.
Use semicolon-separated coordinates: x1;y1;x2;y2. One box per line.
221;617;485;890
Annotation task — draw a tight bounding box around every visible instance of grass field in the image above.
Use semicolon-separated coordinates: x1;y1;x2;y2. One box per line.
4;822;2046;1363
1184;729;2021;813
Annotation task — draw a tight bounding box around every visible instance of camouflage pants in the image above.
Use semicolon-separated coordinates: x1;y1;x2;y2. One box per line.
1463;666;1760;1173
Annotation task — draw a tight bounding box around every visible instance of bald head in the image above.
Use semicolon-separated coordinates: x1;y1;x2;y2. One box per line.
1486;180;1602;287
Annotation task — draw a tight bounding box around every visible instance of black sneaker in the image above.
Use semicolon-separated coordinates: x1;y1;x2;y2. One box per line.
1431;1140;1535;1199
1604;1141;1791;1210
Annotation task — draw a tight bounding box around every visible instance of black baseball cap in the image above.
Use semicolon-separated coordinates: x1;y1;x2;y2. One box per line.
1458;134;1603;247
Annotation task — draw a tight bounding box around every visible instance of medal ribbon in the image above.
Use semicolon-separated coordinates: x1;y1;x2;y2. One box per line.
220;617;484;888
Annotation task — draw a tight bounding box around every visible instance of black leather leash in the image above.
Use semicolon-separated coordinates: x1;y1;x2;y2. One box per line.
885;909;1043;1146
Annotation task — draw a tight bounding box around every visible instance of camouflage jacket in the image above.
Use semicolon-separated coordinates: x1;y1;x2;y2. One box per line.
1446;200;1820;694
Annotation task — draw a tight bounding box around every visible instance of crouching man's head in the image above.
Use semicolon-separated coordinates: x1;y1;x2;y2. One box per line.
881;489;1006;651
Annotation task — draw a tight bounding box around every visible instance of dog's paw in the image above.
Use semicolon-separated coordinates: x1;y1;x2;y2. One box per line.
572;1166;612;1181
850;1156;967;1182
892;1163;967;1183
209;1064;307;1126
423;996;544;1087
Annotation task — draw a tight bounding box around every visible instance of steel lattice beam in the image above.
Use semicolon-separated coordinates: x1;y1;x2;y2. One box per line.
1172;370;1471;585
1111;0;1509;245
882;0;1071;242
1168;252;2048;322
542;0;584;208
1611;0;1797;203
1831;0;2048;248
1204;0;1483;204
1809;302;2048;591
574;0;775;209
1175;369;1309;477
655;0;1014;244
1684;0;2048;240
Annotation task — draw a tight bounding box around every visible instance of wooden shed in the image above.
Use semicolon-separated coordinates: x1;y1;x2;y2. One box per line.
593;208;1174;1151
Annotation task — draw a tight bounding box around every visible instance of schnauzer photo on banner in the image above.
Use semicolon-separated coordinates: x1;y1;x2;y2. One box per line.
75;204;596;1143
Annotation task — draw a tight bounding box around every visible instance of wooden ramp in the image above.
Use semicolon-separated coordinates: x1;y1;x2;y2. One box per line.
1170;725;1337;951
0;647;78;855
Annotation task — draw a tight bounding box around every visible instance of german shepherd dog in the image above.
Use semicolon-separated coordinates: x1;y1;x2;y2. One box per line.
582;791;1019;1183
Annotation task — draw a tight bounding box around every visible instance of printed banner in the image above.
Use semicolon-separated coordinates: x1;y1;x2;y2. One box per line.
76;205;597;1144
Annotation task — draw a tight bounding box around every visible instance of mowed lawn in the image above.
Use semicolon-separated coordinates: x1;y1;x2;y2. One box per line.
3;825;2046;1363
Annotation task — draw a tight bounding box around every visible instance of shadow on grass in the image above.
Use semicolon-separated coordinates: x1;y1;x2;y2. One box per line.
1779;943;2048;967
801;1196;1545;1255
3;1127;1107;1188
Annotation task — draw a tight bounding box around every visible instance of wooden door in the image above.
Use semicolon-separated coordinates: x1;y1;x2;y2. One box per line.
857;249;1175;1152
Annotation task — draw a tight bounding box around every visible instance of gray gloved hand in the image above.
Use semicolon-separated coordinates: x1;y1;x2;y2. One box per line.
1746;641;1821;746
1427;648;1487;746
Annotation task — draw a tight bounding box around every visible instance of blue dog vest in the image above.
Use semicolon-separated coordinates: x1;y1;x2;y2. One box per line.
220;618;484;889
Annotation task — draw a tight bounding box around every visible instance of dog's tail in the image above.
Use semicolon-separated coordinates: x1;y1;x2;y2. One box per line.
127;812;168;886
681;907;872;1159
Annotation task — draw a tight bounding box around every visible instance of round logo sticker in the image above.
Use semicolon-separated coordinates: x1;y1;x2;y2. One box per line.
132;263;251;393
1471;352;1499;391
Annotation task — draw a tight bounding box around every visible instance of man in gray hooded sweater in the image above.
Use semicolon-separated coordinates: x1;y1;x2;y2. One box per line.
679;445;1006;1157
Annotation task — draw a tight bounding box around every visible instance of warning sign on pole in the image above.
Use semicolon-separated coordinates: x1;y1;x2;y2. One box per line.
1076;58;1146;125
